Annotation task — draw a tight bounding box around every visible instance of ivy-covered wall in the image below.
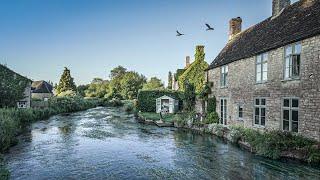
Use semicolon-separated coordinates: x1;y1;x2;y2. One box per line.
0;64;31;108
178;45;208;93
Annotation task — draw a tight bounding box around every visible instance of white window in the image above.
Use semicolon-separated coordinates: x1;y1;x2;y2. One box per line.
284;43;301;79
18;101;27;108
220;98;227;125
254;98;266;126
220;65;228;87
282;98;299;132
238;104;244;119
256;53;268;83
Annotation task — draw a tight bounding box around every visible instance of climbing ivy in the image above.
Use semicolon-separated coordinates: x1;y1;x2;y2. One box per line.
178;45;208;93
0;64;31;108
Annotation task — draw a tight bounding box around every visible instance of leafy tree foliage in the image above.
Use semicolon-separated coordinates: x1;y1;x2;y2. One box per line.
56;67;76;95
143;77;164;90
108;66;127;99
183;81;196;111
167;71;172;89
120;71;146;100
85;79;109;98
178;45;208;93
76;84;89;97
0;65;31;108
109;66;127;79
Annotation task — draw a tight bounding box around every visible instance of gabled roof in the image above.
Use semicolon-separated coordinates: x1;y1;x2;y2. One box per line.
31;80;53;93
156;95;175;100
208;0;320;70
0;64;32;82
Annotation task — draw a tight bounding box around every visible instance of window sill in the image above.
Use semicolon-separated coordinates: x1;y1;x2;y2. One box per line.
255;81;268;85
253;125;265;129
281;78;300;82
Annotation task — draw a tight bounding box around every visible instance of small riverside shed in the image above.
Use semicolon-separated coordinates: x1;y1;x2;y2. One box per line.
156;95;179;114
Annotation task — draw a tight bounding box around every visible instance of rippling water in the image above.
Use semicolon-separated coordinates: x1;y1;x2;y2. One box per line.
4;107;320;179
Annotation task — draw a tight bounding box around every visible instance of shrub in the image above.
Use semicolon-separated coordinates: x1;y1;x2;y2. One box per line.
203;112;219;124
174;113;188;127
0;155;9;180
137;90;183;112
207;97;216;114
105;98;123;107
124;101;134;112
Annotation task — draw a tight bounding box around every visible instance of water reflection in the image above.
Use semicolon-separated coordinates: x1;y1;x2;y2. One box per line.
4;107;320;180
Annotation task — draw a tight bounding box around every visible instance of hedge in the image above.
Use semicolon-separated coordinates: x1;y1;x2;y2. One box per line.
137;90;183;112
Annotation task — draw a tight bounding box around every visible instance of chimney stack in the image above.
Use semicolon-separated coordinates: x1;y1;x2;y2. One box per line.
229;17;242;40
272;0;290;16
185;56;190;68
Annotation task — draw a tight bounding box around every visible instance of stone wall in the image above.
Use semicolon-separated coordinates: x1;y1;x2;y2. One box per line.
207;35;320;141
32;93;53;100
17;82;32;108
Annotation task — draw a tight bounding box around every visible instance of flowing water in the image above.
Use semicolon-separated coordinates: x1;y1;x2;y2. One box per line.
4;107;320;180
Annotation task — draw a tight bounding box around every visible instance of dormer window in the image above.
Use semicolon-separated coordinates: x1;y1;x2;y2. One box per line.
284;42;301;79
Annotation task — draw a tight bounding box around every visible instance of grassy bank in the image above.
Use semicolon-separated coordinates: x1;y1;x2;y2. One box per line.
0;96;102;153
174;115;320;164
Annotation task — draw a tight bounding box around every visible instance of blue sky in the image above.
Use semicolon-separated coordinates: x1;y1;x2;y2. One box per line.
0;0;296;85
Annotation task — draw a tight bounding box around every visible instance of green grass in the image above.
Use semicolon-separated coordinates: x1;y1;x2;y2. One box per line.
138;112;175;122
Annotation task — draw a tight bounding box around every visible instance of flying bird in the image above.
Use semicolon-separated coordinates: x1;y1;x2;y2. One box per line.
176;30;184;36
205;23;214;31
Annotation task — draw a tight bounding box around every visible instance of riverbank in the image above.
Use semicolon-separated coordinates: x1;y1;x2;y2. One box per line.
136;112;320;164
0;96;104;179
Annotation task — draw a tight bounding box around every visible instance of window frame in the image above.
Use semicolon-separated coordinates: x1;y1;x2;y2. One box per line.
281;97;299;132
220;65;228;88
255;53;268;83
284;42;301;80
253;98;266;127
238;104;244;120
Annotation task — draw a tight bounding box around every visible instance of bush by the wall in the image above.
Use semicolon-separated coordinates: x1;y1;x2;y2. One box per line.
203;112;219;124
137;90;183;112
229;126;320;163
207;97;216;114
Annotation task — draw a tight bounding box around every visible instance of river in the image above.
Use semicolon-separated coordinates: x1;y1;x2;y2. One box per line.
4;107;320;179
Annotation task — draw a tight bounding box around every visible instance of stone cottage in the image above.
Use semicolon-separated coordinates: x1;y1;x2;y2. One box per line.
31;80;53;101
0;64;32;108
206;0;320;141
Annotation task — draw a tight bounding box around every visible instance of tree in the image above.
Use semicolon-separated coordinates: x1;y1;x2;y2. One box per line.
108;66;127;99
77;84;89;97
0;64;30;107
183;81;196;112
55;67;77;95
168;71;173;89
85;79;109;98
109;66;127;79
142;77;164;90
120;71;146;100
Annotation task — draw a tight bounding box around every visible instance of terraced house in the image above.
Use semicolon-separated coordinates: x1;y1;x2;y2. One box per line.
206;0;320;141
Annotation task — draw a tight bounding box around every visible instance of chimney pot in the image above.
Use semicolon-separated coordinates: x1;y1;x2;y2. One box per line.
185;56;190;68
272;0;290;16
229;17;242;40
